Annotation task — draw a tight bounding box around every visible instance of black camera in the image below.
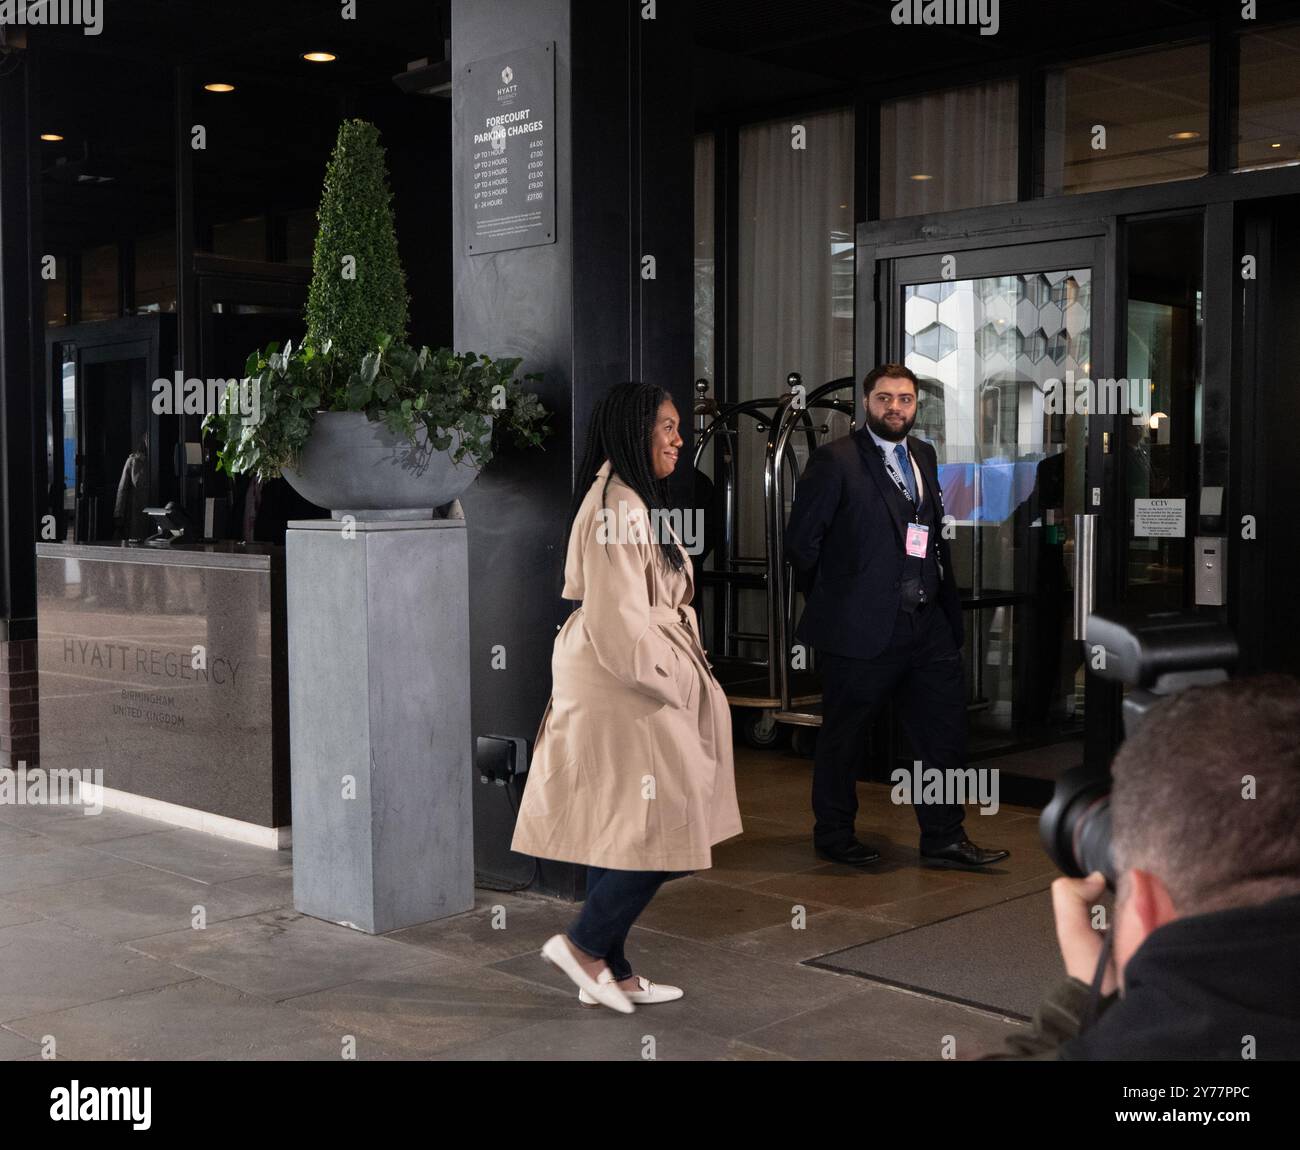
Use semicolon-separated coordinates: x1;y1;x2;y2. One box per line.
1039;607;1238;886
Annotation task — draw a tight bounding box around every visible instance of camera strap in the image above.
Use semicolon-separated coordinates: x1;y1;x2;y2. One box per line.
1081;925;1116;1029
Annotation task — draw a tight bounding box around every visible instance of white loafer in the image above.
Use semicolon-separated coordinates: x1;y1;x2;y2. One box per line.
540;934;634;1014
578;975;684;1007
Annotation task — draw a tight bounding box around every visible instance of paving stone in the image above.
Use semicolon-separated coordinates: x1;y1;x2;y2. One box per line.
0;918;194;1024
126;909;436;1001
0;839;150;896
385;890;577;964
6;978;351;1061
0;865;287;943
737;979;1030;1060
280;959;580;1058
86;828;289;884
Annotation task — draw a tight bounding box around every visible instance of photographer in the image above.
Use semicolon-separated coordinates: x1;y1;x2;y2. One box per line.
992;673;1300;1060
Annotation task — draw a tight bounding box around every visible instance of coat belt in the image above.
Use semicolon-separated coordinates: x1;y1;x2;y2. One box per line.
648;605;687;622
649;604;712;670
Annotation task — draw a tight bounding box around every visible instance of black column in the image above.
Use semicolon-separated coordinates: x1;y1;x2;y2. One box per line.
452;0;693;896
0;41;43;768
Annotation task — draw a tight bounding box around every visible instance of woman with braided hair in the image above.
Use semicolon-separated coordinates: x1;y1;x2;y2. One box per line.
511;382;742;1014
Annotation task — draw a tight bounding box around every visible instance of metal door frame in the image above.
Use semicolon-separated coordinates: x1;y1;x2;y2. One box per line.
866;227;1119;768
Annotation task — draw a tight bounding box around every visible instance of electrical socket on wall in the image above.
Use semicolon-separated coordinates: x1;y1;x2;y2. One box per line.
475;734;529;785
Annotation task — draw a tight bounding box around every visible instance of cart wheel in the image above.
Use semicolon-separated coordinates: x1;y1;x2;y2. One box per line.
737;708;783;749
791;726;819;758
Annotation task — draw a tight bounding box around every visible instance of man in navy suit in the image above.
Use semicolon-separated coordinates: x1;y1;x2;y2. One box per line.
785;363;1009;870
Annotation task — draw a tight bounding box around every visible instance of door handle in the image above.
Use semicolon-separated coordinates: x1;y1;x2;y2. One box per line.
1073;513;1098;641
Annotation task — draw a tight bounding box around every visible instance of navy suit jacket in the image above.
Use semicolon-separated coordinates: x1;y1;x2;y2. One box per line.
784;429;963;660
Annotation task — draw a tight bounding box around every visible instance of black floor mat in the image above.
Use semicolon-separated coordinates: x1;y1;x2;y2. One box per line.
805;888;1062;1020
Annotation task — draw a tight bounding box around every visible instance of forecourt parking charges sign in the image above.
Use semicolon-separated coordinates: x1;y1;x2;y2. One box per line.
463;42;556;255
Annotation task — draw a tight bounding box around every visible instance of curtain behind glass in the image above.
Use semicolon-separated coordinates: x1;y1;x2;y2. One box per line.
732;109;854;655
881;78;1018;217
695;134;716;391
738;108;854;402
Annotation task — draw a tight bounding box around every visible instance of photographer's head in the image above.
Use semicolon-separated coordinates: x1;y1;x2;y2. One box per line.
1108;673;1300;987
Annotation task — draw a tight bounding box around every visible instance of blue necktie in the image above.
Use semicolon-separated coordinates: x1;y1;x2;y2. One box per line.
893;444;917;502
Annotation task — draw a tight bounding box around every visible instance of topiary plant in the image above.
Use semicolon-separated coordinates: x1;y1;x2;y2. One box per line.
202;116;552;484
304;118;409;375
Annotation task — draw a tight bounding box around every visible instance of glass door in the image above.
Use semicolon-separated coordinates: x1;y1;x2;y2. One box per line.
1120;213;1203;614
884;237;1114;769
75;340;153;543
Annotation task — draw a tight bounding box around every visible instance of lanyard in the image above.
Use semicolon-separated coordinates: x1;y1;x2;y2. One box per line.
879;446;921;523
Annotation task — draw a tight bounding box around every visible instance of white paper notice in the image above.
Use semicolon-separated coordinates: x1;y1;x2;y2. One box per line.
1134;497;1186;537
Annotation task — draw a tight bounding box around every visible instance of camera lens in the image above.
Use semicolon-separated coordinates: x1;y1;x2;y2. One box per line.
1040;767;1115;885
1073;797;1112;882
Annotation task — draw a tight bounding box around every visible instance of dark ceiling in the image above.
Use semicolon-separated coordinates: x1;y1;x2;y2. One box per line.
22;0;1300;255
28;0;1300;134
689;0;1272;113
29;0;1282;107
27;0;451;79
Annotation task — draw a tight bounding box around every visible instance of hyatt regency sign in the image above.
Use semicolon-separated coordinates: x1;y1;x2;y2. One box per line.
463;42;555;254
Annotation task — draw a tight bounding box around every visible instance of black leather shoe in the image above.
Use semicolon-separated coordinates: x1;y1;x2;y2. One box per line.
815;839;882;867
919;837;1010;869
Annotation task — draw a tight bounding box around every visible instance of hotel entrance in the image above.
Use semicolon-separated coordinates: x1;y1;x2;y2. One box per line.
3;0;1300;1070
859;209;1211;778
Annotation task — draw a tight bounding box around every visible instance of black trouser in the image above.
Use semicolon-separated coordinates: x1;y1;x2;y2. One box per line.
813;603;967;851
567;867;692;980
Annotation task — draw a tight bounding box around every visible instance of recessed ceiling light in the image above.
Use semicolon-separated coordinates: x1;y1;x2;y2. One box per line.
204;82;236;93
40;133;63;141
1168;130;1200;140
303;51;336;63
910;173;933;181
1270;142;1282;149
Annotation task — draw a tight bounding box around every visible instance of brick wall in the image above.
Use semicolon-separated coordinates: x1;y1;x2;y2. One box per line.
0;637;40;769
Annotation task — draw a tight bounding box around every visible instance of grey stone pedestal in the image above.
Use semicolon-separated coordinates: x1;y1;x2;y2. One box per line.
286;517;473;933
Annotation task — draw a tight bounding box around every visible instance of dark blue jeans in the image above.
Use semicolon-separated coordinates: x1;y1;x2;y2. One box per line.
566;866;692;981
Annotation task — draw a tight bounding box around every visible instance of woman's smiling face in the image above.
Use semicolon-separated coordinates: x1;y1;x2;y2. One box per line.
651;398;683;479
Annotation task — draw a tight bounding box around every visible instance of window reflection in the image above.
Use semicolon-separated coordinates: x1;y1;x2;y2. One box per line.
79;243;119;321
1044;43;1210;195
904;269;1092;749
1236;23;1300;171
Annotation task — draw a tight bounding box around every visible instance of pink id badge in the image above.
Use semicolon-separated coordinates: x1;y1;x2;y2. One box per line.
905;523;929;558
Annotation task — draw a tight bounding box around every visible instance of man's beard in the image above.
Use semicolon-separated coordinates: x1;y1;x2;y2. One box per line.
865;408;915;442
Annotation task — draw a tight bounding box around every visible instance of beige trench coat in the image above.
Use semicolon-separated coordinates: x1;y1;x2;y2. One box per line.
510;459;743;871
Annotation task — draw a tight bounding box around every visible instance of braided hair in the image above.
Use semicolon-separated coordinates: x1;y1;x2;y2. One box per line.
562;382;686;591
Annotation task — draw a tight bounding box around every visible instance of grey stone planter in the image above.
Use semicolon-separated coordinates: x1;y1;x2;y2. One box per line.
281;410;486;519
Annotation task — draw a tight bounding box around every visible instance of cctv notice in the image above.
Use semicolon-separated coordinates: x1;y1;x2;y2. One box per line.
1133;497;1186;537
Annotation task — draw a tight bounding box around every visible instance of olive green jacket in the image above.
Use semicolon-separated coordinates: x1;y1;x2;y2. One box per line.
984;977;1116;1060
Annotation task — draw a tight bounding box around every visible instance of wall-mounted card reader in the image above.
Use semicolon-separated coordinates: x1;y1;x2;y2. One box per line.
1194;536;1227;606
